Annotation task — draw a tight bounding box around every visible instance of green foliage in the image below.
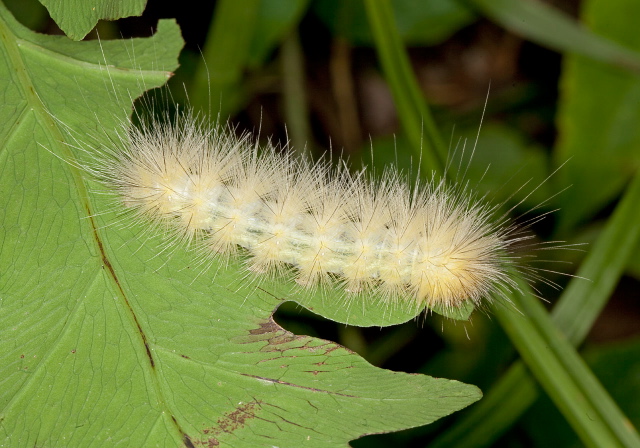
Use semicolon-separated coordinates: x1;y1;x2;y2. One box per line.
363;0;447;175
0;1;480;446
430;168;640;448
523;337;640;448
189;0;311;118
3;0;640;447
39;0;146;40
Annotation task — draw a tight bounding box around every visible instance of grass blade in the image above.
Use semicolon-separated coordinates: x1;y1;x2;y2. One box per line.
188;0;260;117
363;0;446;176
430;171;640;447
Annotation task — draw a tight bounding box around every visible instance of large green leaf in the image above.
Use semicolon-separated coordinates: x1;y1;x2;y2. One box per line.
555;0;640;231
38;0;147;40
0;3;481;446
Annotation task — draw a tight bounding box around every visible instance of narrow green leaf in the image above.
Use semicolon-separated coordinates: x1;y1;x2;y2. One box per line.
38;0;147;40
188;0;260;117
552;174;640;344
468;0;640;74
363;0;447;177
430;170;640;448
493;279;639;448
280;29;311;157
190;0;310;118
524;338;640;446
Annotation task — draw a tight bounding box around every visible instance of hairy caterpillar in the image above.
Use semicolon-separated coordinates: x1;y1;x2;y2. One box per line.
68;105;525;317
51;33;547;323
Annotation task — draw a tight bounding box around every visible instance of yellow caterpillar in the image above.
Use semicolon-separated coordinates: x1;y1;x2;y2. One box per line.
82;110;521;314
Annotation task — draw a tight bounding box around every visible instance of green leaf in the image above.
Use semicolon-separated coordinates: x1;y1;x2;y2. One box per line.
555;0;640;231
38;0;147;40
0;3;481;446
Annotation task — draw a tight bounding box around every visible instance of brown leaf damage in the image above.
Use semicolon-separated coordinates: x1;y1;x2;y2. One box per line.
234;316;354;358
197;401;261;447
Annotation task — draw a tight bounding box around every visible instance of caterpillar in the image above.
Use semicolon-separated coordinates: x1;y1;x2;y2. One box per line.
75;107;523;316
37;22;553;322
